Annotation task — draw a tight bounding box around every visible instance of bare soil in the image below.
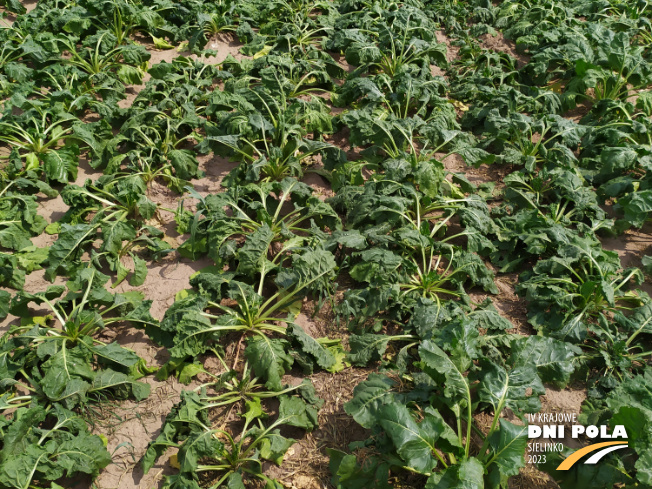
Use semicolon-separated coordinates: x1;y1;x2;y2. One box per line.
478;31;531;69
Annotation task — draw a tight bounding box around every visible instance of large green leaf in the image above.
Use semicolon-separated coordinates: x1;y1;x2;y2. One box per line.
90;369;150;401
287;323;336;371
168;311;222;359
0;290;10;320
486;420;528;485
142;391;209;474
0;406;47;463
236;224;274;278
419;340;471;409
425;457;484;489
42;146;79;184
259;429;295;465
510;336;580;388
347;333;394;366
45;223;95;280
244;336;293;390
0;405;110;489
41;346;95;407
278;395;319;431
344;374;397;429
377;403;440;474
474;359;543;416
176;430;223;474
328;448;392;489
54;430;112;477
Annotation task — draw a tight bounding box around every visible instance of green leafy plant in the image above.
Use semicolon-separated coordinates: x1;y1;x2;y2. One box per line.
0;267;156;411
0;179;48;253
93;0;171;47
0;405;111;489
517;240;645;342
59;34;150;86
177;177;340;269
44;176;172;284
153;248;339;384
541;368;652;488
204;84;335;183
331;324;579;488
0;110;88;183
142;372;323;488
567;41;652;104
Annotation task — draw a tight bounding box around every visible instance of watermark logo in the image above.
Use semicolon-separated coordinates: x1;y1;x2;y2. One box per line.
555;441;628;470
526;413;628;470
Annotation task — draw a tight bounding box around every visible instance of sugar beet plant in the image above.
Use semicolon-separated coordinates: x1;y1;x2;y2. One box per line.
2;0;652;487
150;246;342;386
0;267;157;488
142;365;324;488
0;268;156;411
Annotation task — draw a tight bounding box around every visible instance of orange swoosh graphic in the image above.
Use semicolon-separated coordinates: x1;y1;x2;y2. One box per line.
557;441;628;470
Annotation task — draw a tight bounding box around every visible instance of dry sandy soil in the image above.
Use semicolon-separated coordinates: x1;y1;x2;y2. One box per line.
1;10;650;489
